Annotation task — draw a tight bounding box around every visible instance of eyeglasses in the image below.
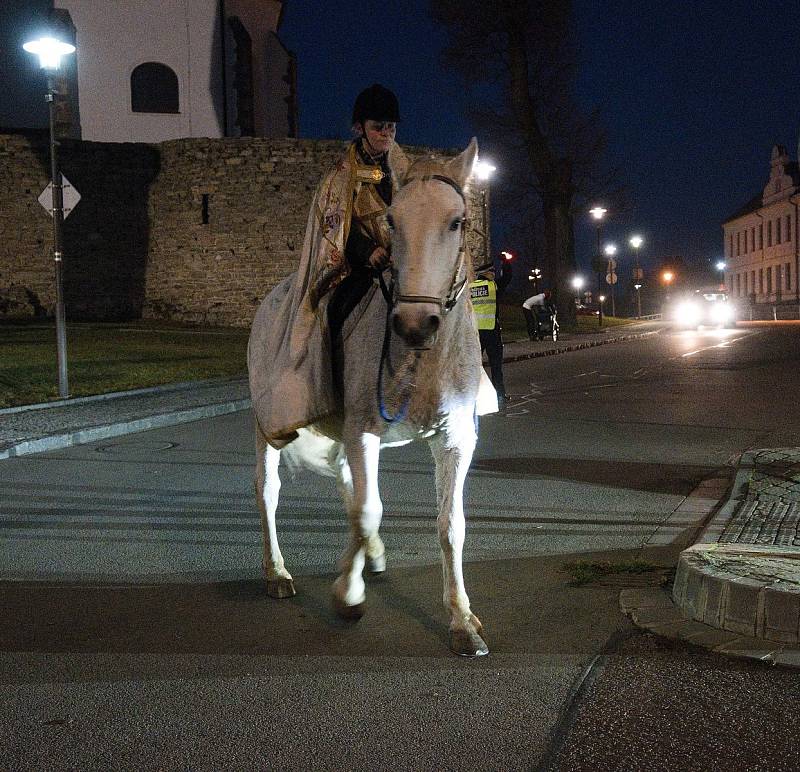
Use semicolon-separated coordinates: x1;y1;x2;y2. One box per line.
367;121;396;133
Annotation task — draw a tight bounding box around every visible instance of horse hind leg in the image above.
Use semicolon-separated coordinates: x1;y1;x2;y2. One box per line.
333;446;386;575
255;428;295;598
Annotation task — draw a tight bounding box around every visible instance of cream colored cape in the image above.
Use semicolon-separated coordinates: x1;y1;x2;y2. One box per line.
248;142;410;448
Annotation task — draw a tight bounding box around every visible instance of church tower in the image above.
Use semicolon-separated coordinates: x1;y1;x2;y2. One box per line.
53;0;296;143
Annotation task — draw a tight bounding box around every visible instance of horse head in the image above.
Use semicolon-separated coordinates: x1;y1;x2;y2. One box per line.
387;138;478;349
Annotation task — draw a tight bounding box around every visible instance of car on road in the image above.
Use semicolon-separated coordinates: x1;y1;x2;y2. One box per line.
670;289;736;329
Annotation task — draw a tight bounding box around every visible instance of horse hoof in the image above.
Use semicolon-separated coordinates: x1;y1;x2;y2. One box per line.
266;577;296;599
449;629;489;658
332;594;365;621
367;553;386;574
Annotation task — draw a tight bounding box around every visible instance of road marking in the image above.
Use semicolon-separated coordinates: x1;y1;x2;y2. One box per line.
679;333;752;358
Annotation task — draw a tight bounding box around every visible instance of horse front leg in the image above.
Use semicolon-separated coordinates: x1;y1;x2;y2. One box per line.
333;447;386;574
429;421;488;657
255;427;295;598
332;431;383;618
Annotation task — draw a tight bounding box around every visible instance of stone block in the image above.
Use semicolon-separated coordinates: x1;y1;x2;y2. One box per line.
722;578;763;637
619;587;674;614
713;636;781;662
771;648;800;669
632;605;686;629
701;572;727;628
761;586;800;644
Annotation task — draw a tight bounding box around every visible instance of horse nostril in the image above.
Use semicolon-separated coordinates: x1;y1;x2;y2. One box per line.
391;314;405;337
426;315;441;335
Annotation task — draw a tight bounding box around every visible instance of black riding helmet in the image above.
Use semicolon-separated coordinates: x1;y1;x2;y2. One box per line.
352;84;401;125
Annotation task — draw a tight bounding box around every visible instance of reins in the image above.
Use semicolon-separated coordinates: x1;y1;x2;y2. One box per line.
376;173;469;423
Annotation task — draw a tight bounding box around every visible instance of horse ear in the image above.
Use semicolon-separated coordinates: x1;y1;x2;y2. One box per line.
447;137;479;187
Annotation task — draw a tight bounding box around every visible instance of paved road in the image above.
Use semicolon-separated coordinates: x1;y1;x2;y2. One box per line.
2;322;799;769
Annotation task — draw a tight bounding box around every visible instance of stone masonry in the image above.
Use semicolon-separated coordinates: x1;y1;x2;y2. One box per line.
1;132;486;327
0;130;159;320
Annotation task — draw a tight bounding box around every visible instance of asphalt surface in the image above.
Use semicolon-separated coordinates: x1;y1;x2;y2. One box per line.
3;322;800;769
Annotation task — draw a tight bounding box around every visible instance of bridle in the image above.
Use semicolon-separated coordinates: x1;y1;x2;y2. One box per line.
376;172;470;423
377;174;469;314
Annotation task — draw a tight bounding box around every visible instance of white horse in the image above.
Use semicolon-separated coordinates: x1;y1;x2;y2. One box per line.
249;139;490;656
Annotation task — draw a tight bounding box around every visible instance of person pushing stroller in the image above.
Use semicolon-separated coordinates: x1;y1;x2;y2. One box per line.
522;290;557;341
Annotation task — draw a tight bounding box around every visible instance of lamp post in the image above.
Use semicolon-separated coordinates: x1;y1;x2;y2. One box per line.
473;159;496;268
604;242;618;317
589;206;607;301
529;267;542;292
630;235;644;318
23;35;76;399
715;260;727;292
598;294;606;327
571;275;584;308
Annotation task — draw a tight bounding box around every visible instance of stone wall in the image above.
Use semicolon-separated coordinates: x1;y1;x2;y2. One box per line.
0;133;487;326
0;130;159;320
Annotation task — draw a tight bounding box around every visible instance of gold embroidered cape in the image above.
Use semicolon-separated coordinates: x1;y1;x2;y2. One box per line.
248;141;409;447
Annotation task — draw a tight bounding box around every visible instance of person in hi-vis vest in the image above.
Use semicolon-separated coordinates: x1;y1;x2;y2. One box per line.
470;259;512;404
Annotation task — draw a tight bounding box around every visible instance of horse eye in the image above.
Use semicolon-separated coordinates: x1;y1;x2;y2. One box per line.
449;218;463;232
386;214;395;229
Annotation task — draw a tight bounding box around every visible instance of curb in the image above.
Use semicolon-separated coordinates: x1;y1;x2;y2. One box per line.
0;375;248;417
672;449;800;645
502;328;662;364
0;399;251;460
620;585;800;670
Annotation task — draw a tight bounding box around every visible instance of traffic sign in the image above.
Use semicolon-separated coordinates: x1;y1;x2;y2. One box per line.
606;257;617;271
38;175;81;219
606;272;618;284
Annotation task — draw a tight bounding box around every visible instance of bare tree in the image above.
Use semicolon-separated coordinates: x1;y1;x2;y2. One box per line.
430;0;616;320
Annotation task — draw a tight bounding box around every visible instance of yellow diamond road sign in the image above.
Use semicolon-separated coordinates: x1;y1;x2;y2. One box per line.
38;175;81;219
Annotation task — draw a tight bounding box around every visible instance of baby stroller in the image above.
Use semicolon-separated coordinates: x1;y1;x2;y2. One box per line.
534;306;559;342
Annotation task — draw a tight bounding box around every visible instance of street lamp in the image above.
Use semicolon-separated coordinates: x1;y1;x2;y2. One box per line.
571;275;584;307
629;235;644;318
529;267;542;292
604;242;618;317
589;206;607;302
23;34;76;399
473;159;496;268
598;294;606;327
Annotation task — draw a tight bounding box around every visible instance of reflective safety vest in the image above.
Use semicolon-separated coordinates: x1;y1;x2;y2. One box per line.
470;278;497;330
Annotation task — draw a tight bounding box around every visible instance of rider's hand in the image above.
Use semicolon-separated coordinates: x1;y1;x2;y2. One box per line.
368;246;391;271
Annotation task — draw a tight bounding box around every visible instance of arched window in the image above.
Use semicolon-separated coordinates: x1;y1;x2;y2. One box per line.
131;62;179;114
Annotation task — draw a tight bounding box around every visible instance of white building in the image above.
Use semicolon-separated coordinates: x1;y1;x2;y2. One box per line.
723;144;800;306
53;0;296;143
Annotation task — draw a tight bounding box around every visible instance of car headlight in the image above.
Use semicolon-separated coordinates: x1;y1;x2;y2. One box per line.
710;303;732;323
674;301;701;325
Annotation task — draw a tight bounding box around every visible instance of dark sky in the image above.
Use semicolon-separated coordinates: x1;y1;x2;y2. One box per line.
4;0;800;280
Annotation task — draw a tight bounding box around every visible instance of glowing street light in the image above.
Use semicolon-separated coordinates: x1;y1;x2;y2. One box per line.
22;36;75;69
23;31;77;399
662;270;674;284
589;206;607;221
472;159;496;181
571;275;585;291
715;260;727;271
603;243;618;316
472;158;496;267
629;235;644;318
